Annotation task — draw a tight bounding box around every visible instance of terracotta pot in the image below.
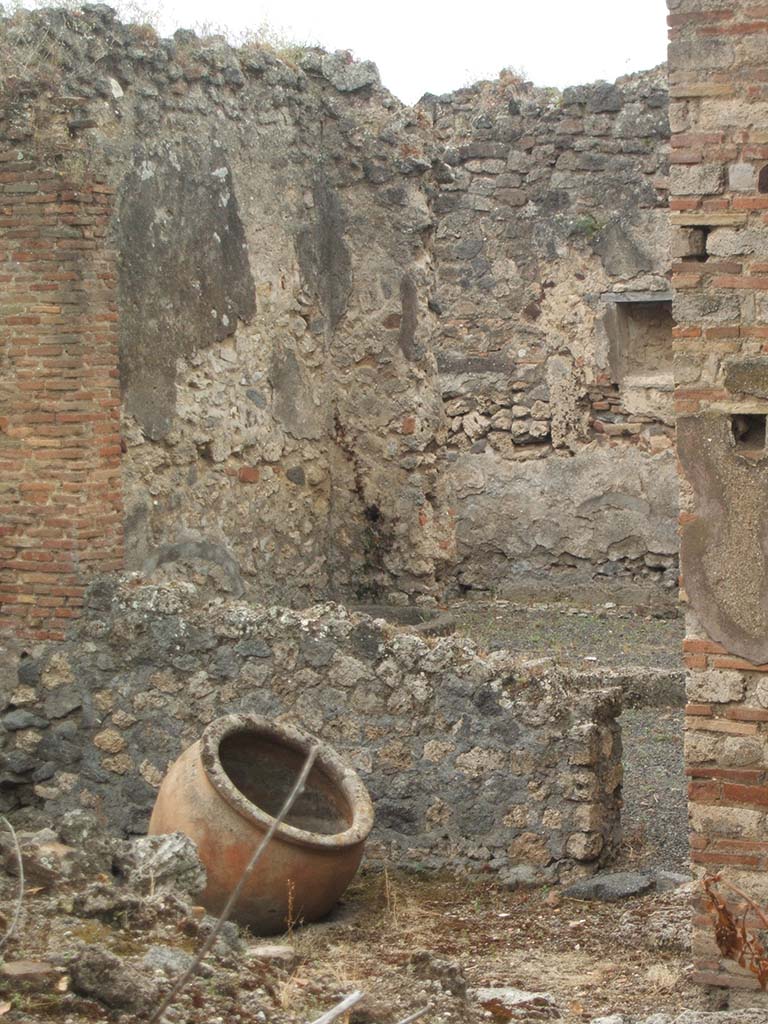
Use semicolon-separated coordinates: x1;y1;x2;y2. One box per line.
148;714;374;934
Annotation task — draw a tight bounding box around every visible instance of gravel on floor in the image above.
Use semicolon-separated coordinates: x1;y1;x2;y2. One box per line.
618;707;689;873
448;600;683;670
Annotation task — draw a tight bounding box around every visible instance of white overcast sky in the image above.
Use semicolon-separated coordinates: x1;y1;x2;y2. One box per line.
149;0;670;105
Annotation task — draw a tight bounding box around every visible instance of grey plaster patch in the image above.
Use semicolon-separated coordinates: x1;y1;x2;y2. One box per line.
678;413;768;665
117;142;255;440
143;540;245;597
398;273;421;361
296;176;352;331
593;219;655;277
270;349;326;440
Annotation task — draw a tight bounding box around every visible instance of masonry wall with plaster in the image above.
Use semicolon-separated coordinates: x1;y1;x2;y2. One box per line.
0;4;687;886
426;69;677;602
667;0;768;1004
0;7;680;643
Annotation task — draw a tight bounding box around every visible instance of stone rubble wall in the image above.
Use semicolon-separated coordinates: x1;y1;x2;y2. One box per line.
0;7;682;636
0;6;454;630
104;23;453;609
667;0;768;1005
423;70;680;600
0;578;622;885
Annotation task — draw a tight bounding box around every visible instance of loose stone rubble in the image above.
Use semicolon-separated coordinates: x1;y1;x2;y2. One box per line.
0;815;703;1024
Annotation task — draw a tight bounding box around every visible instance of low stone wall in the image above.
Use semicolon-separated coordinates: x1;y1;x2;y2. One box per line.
1;578;622;886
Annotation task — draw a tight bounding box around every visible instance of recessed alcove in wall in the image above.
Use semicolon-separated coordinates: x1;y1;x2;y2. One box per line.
603;292;675;424
731;412;767;455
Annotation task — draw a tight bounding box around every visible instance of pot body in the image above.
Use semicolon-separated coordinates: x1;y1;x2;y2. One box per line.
148;717;373;934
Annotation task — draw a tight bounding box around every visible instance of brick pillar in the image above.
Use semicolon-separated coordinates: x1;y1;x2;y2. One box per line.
668;0;768;1003
0;153;124;641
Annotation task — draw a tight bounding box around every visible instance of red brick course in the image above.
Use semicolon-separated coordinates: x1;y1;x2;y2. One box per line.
669;0;768;997
0;156;124;641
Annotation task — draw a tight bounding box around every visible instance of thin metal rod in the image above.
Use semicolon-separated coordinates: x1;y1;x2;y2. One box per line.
395;1007;430;1024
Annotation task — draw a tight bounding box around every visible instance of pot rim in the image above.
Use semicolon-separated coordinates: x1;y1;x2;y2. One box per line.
199;713;375;849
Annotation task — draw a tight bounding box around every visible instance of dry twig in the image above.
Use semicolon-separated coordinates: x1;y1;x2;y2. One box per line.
704;873;768;990
394;1006;430;1024
146;744;319;1024
306;990;364;1024
0;815;24;954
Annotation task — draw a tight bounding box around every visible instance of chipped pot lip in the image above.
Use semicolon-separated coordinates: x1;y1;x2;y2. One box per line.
199;713;374;849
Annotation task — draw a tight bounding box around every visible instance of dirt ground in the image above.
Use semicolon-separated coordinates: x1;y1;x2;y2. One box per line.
619;707;688;873
0;865;709;1024
1;601;698;1023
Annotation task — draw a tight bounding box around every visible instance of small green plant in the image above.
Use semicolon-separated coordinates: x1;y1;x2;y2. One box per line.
568;214;604;239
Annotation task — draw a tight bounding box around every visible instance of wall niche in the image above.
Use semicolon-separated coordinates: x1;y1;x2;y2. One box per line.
604;292;674;425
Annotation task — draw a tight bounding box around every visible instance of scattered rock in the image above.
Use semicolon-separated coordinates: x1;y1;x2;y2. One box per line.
1;828;78;884
563;871;655;903
142;943;203;978
244;943;300;971
113;832;206;898
57;810;117;875
0;960;60;992
472;987;560;1020
196;913;243;954
626;1013;768;1024
409;950;467;998
70;945;160;1013
653;870;690;893
617;884;693;955
71;881;144;922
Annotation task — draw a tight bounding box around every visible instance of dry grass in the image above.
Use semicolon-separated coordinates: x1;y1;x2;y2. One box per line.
0;1;160;100
0;1;319;101
274;866;706;1024
168;13;317;68
0;861;708;1024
